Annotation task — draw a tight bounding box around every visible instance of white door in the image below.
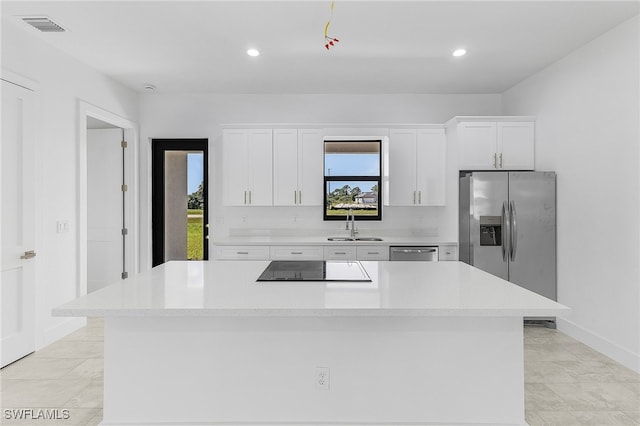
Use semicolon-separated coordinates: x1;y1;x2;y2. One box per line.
497;122;535;171
458;122;497;170
416;129;446;206
272;129;299;206
87;128;123;292
247;129;273;206
222;129;249;206
298;129;323;206
387;129;417;206
1;79;36;367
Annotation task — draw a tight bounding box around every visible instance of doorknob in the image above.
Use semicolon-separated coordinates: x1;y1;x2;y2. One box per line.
20;250;36;260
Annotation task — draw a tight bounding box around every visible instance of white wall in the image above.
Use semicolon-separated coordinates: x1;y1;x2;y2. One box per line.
1;22;139;347
138;93;502;267
502;16;640;372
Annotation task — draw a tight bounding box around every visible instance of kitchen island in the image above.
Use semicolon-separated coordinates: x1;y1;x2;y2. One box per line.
54;261;568;426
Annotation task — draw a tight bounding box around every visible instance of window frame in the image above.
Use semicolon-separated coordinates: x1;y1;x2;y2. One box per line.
323;139;383;222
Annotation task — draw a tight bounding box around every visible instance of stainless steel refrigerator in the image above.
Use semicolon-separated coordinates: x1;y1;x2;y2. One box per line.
459;171;557;305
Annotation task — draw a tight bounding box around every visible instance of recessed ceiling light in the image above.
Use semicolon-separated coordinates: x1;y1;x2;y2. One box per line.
453;49;467;57
247;48;260;57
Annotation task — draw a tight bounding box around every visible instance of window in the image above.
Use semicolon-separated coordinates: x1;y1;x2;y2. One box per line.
324;139;382;221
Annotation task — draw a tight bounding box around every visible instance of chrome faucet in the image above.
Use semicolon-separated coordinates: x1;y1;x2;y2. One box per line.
346;209;358;237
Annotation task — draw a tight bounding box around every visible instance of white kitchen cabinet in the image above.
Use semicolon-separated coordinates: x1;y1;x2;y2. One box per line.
222;129;273;206
356;245;389;261
273;129;323;206
451;118;535;171
386;128;446;206
438;244;458;261
270;246;324;260
214;245;270;260
323;246;357;260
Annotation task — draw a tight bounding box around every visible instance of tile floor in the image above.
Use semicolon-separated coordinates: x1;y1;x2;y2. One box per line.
1;320;638;425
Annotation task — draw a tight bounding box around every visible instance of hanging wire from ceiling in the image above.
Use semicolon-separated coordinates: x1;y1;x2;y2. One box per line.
323;1;340;50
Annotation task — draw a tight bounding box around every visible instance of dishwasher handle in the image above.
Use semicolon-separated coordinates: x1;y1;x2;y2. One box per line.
394;248;436;254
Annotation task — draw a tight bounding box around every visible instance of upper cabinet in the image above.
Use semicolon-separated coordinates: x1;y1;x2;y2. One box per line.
273;129;323;206
386;128;446;206
223;129;273;206
448;117;535;171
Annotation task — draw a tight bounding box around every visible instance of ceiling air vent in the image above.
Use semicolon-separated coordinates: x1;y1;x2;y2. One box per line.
22;17;66;33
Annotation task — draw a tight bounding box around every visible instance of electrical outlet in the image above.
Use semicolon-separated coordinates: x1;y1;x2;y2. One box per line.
315;367;330;390
240;215;248;224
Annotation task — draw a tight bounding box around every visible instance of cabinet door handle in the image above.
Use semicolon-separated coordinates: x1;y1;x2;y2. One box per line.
249;191;252;204
335;252;346;255
367;251;379;255
418;190;422;204
499;153;503;168
294;190;297;204
298;190;302;204
20;250;36;260
244;190;247;205
493;153;498;169
413;190;416;205
237;251;249;255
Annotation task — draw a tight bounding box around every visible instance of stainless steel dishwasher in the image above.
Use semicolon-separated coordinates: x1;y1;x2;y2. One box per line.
389;246;439;261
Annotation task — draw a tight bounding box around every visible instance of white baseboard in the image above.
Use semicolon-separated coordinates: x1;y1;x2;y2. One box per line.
557;318;640;373
38;317;87;350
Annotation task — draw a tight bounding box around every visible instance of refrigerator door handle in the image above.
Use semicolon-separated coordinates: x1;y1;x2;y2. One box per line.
502;201;509;262
510;200;518;261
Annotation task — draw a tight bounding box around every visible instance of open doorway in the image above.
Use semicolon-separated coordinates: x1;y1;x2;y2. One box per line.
152;139;208;267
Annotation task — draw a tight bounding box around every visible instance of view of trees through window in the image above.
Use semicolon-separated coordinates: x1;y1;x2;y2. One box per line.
187;153;204;260
324;140;382;220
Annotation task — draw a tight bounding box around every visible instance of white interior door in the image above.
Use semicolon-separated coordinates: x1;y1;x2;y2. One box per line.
87;128;123;292
1;79;36;367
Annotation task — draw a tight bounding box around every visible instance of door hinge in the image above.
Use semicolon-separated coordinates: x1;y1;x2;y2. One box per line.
121;228;128;236
121;140;128;149
121;272;128;279
121;184;128;192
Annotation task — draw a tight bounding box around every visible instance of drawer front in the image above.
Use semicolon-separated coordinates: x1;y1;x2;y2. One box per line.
270;246;323;260
438;244;458;261
323;246;357;260
214;245;270;260
357;245;389;261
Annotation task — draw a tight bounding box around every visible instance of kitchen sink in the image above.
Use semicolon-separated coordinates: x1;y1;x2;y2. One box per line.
355;237;384;241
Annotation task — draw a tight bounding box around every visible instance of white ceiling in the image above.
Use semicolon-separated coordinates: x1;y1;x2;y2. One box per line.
2;1;638;94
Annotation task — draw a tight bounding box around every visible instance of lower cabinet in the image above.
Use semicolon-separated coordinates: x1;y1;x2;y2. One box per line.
214;245;270;260
270;246;324;260
323;246;357;260
356;246;389;261
438;244;458;261
215;243;454;261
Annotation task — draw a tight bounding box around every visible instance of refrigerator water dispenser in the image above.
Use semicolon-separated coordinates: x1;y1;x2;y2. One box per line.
479;216;502;246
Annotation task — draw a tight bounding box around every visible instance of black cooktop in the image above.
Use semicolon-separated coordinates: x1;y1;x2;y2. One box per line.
257;260;371;282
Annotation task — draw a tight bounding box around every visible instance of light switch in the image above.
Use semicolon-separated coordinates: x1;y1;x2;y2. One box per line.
56;220;69;233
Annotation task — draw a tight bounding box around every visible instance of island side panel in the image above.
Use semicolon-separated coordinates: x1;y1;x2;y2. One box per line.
102;316;525;425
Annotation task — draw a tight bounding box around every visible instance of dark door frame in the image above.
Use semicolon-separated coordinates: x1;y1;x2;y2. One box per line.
152;139;208;267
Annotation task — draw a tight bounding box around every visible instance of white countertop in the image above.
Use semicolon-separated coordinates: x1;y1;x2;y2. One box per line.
53;261;569;318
